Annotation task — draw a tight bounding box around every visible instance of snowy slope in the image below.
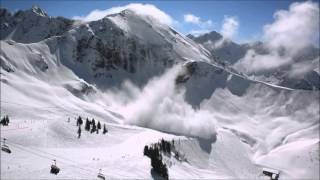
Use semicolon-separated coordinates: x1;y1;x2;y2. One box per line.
177;61;319;178
1;6;319;180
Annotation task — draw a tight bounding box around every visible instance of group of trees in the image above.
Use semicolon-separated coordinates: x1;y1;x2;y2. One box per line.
159;139;172;155
144;144;169;180
0;115;10;126
76;116;108;139
143;138;178;180
143;138;187;179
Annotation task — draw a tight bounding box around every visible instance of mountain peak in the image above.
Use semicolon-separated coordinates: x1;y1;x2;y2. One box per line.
30;5;48;17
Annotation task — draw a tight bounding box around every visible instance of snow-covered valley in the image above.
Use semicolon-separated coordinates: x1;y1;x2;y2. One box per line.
0;4;319;180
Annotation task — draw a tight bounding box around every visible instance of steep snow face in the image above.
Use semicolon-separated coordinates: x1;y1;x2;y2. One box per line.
106;10;212;62
175;61;319;178
35;9;213;89
0;6;74;43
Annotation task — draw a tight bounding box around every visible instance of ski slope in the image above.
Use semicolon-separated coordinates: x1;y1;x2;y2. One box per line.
0;6;319;180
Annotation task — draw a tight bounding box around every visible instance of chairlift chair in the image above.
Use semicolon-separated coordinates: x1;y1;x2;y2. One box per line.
1;138;11;154
97;169;105;180
50;159;60;175
262;167;280;180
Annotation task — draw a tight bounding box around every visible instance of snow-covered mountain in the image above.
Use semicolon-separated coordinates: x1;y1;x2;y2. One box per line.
1;6;319;180
1;6;212;88
189;31;320;90
0;5;74;43
187;31;248;65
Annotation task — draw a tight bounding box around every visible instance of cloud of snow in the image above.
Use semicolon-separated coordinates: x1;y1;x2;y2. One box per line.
263;1;319;56
104;65;216;139
73;3;174;25
234;1;319;75
288;57;319;78
234;49;292;73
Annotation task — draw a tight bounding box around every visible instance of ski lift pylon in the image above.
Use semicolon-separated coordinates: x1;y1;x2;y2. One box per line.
1;138;11;154
97;168;105;180
50;159;60;175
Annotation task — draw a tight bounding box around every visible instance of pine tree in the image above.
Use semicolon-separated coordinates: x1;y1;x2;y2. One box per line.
0;115;9;126
144;145;149;156
103;124;108;134
85;118;90;131
91;120;96;133
96;121;101;134
77;116;83;126
0;117;3;126
77;126;82;139
5;115;9;126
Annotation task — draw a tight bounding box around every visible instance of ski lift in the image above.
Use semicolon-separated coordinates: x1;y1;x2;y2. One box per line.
50;159;60;175
97;169;105;180
1;138;11;154
262;167;280;180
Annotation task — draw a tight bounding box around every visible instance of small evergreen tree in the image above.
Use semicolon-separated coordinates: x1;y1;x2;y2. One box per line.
91;119;96;133
0;115;9;126
77;116;83;126
144;145;149;156
0;117;4;126
6;115;9;126
77;126;82;139
103;124;108;134
85;118;90;131
97;121;101;129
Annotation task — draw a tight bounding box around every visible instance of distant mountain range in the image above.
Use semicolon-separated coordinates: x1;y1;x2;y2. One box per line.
188;31;320;90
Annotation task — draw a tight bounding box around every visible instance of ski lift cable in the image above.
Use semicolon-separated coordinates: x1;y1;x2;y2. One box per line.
2;140;93;171
2;141;52;160
1;140;97;175
3;142;96;176
3;139;79;165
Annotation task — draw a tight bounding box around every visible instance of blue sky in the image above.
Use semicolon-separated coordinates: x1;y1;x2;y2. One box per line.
1;0;309;43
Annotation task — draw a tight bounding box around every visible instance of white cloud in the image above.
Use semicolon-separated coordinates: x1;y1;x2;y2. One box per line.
184;14;213;27
234;49;292;73
184;14;201;24
234;1;319;75
221;16;239;39
288;57;319;78
184;13;213;36
210;16;239;48
263;1;319;56
73;3;174;25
